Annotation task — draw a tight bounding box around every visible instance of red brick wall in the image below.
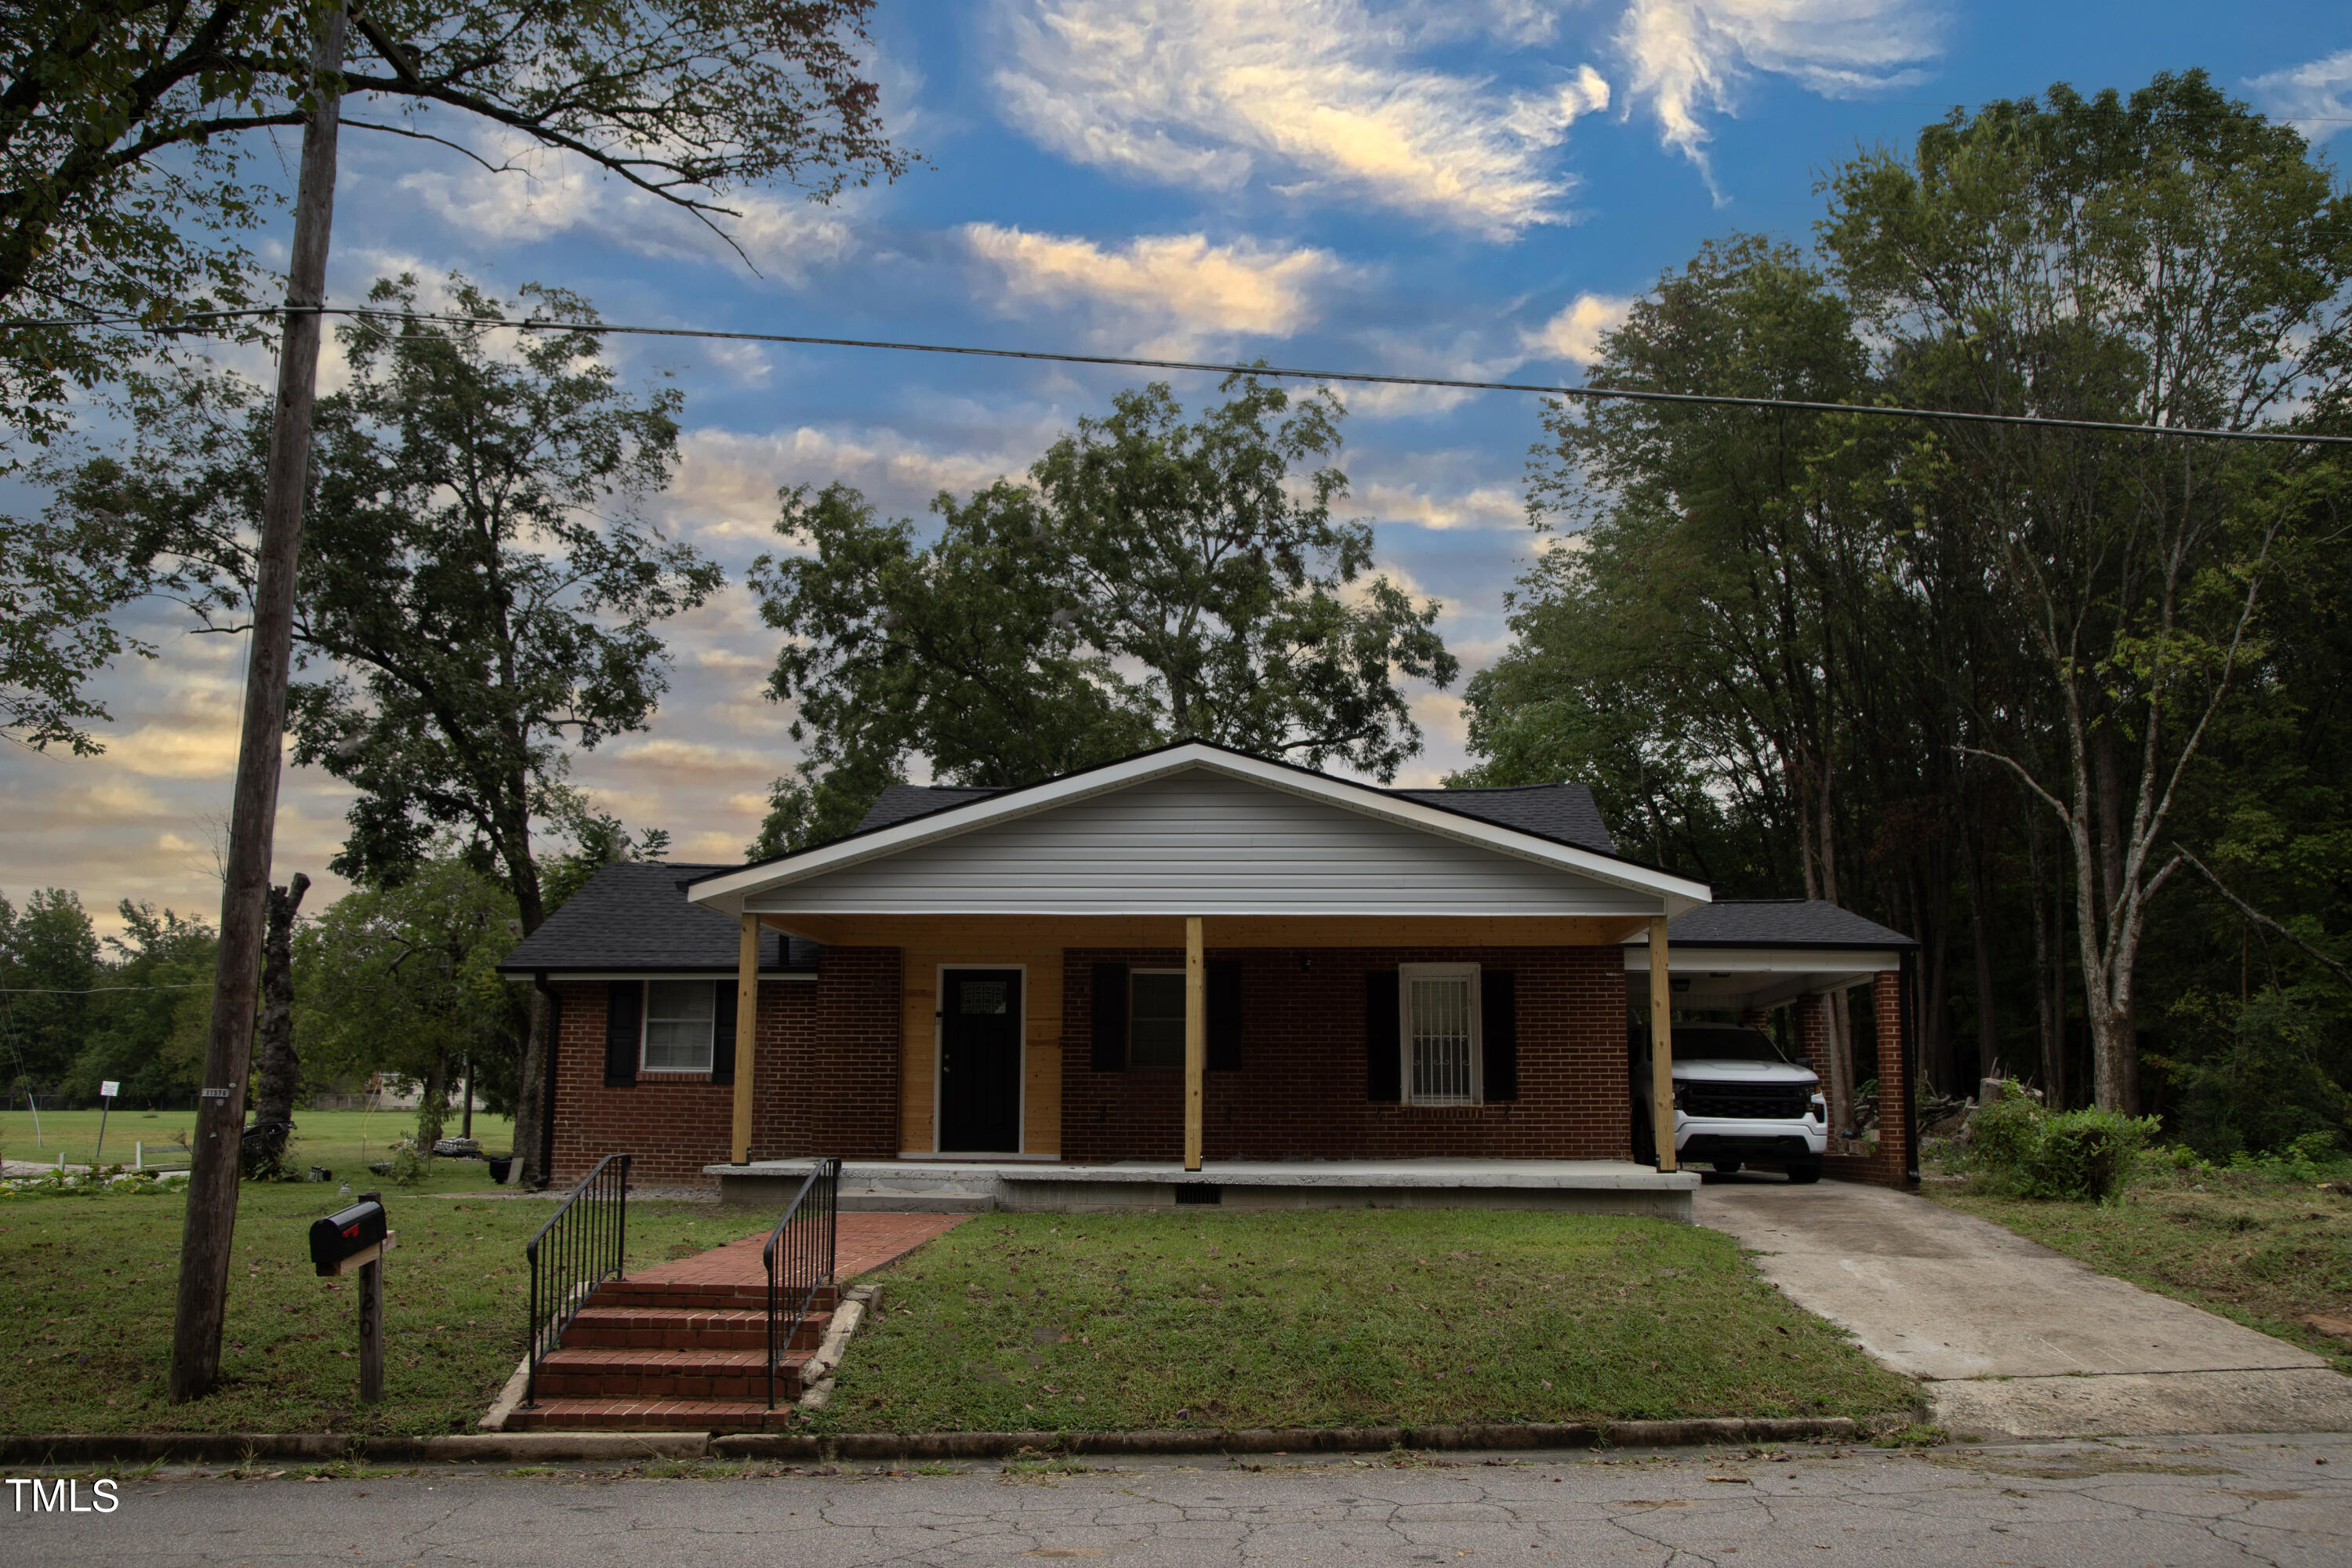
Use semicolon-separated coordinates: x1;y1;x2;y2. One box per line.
1823;971;1912;1188
1058;946;1632;1162
547;946;902;1187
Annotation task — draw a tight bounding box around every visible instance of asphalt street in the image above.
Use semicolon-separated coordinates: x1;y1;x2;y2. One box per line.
6;1432;2348;1566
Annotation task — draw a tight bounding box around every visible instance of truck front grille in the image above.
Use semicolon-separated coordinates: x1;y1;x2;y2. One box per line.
1683;1082;1810;1120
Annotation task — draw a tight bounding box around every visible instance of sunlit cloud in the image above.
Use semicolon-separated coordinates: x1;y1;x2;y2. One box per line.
993;0;1611;237
1615;0;1943;186
1527;292;1635;365
2249;49;2352;144
966;225;1346;355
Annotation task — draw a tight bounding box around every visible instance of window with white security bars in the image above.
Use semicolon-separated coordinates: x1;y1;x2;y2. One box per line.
1400;964;1481;1105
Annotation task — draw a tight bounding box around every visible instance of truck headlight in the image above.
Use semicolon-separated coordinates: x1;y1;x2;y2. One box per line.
1671;1082;1688;1111
1809;1094;1827;1122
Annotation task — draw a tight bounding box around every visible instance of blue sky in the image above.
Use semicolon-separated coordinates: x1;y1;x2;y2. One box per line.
9;0;2350;935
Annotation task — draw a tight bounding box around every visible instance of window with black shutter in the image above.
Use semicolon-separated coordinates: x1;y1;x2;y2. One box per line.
1363;968;1400;1101
603;981;641;1087
712;975;739;1085
1206;960;1243;1071
1481;970;1518;1102
1090;963;1128;1071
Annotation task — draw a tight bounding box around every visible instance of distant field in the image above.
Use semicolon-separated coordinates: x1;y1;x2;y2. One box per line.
0;1109;517;1179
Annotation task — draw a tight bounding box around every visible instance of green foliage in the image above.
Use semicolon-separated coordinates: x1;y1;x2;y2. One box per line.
51;274;717;934
2149;990;2352;1160
749;376;1457;848
0;887;100;1087
382;1136;430;1188
1964;1083;2158;1200
292;856;519;1138
4;1;908;754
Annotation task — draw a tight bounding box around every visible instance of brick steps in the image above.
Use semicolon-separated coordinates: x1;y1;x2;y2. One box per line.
535;1345;814;1402
584;1278;840;1313
562;1305;829;1352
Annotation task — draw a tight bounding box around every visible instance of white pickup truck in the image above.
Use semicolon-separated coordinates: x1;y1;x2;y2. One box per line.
1632;1022;1827;1183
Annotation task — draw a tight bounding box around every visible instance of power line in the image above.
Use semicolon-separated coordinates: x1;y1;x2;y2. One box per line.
7;303;2349;447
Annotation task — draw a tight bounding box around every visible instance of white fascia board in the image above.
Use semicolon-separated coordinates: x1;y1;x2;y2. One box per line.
1621;944;1902;975
684;743;1712;917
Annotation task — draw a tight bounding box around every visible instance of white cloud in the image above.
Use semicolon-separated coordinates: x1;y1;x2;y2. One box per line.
392;131;857;285
1615;0;1942;181
661;425;1047;543
966;225;1345;354
1358;479;1526;531
2249;49;2352;144
993;0;1611;237
1527;292;1635;365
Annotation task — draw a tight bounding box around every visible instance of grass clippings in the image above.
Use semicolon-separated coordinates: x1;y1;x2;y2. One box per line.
815;1209;1922;1435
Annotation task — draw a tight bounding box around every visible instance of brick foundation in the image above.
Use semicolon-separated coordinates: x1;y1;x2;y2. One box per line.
1820;970;1912;1187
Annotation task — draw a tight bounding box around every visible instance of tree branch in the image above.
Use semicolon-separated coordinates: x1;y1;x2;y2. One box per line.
2172;843;2352;987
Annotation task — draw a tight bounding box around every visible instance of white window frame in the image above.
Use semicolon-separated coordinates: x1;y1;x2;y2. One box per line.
1398;963;1482;1106
640;978;717;1074
1127;967;1188;1070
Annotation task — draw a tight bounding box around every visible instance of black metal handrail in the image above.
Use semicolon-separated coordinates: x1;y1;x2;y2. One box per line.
524;1152;630;1406
763;1156;841;1409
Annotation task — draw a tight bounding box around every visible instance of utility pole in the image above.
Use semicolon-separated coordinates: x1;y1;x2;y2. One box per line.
170;1;347;1404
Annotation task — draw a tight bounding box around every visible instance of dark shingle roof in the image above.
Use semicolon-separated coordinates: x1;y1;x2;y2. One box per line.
854;779;1619;856
1388;784;1617;856
498;862;820;974
1664;899;1915;949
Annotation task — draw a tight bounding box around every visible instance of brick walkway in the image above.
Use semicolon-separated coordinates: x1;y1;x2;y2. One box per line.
631;1210;968;1287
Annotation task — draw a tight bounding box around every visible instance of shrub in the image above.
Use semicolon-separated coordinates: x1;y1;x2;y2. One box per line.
384;1136;430;1187
1962;1083;2156;1201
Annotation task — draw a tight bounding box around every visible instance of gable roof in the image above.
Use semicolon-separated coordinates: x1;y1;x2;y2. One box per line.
498;862;822;975
1637;899;1916;950
855;778;1621;858
689;739;1705;918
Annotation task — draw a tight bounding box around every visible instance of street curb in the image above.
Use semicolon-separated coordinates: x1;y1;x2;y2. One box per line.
2;1417;1863;1467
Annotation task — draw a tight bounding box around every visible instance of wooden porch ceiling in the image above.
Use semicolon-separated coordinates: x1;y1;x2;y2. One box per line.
750;913;1651;949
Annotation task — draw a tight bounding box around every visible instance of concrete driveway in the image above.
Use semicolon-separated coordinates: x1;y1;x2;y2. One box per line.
1693;1176;2352;1439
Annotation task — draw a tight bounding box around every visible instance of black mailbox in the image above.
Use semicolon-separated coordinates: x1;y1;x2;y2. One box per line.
309;1196;388;1276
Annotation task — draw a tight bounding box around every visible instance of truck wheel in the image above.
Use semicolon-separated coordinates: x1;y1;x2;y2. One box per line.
1711;1160;1742;1175
1786;1160;1824;1185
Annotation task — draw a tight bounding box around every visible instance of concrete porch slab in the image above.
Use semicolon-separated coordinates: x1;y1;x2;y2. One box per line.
708;1157;1698;1218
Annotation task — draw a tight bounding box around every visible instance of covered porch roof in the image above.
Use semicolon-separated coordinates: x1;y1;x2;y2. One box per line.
1622;899;1915;1011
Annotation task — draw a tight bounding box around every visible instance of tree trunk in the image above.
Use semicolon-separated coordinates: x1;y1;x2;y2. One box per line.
1965;833;2001;1081
416;1048;448;1152
169;4;343;1406
251;872;310;1127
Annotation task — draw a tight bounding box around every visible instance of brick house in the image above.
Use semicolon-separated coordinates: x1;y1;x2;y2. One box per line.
499;741;1916;1209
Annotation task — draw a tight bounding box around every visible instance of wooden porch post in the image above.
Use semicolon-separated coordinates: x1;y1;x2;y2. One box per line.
1184;916;1205;1172
731;915;759;1164
1649;915;1677;1173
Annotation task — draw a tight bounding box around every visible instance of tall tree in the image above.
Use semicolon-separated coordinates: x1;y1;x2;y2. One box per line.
1821;72;2352;1111
2;0;909;756
0;887;100;1091
749;376;1457;850
49;273;720;1181
293;856;518;1154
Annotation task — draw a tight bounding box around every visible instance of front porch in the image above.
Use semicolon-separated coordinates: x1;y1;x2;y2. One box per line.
710;1156;1700;1219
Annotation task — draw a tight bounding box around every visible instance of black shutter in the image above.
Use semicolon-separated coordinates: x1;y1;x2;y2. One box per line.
1364;968;1400;1102
711;977;738;1085
1482;970;1519;1102
603;981;641;1087
1091;963;1128;1072
1207;960;1243;1072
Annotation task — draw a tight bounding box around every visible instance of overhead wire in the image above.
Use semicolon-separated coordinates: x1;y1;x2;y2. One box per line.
4;302;2347;446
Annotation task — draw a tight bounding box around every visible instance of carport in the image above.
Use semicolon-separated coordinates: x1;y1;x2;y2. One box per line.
1624;901;1918;1189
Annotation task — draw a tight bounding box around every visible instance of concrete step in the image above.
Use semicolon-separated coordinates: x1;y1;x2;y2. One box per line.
507;1398;793;1433
561;1305;829;1352
534;1345;810;1403
838;1188;995;1214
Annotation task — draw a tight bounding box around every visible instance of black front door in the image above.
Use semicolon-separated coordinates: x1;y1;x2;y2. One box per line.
938;968;1022;1153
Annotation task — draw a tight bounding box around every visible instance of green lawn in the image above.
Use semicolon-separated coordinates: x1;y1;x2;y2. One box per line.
815;1210;1925;1435
1926;1167;2352;1374
0;1165;753;1436
0;1109;515;1177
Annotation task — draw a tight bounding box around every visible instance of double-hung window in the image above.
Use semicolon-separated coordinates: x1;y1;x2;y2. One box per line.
1399;963;1481;1105
642;980;717;1073
1128;969;1186;1069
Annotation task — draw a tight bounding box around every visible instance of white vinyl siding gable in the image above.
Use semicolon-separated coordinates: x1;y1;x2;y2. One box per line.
746;771;1658;916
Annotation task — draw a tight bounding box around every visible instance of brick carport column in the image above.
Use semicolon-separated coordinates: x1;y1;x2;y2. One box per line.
1868;968;1913;1186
